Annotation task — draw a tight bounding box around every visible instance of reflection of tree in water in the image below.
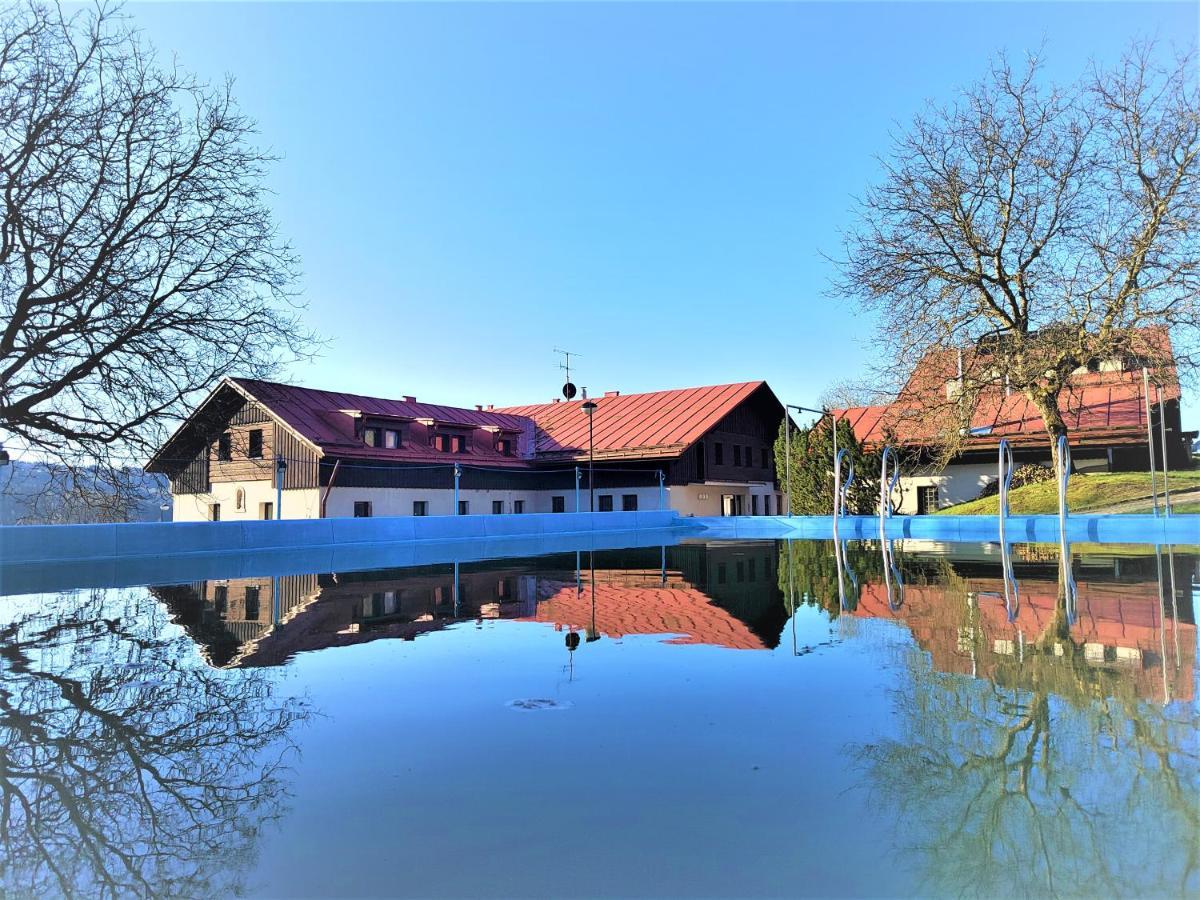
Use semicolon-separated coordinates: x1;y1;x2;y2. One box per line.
0;589;307;898
854;576;1199;897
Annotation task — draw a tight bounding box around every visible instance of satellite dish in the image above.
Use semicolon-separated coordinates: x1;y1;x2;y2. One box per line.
562;382;577;400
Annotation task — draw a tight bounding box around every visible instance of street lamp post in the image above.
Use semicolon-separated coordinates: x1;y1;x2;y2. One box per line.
784;404;829;516
581;400;597;512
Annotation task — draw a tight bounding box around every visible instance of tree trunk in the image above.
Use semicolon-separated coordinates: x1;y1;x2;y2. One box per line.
1029;391;1069;474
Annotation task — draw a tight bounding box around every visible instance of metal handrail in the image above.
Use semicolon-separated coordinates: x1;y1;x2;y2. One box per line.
997;438;1014;547
834;449;854;518
1055;434;1071;533
879;446;900;520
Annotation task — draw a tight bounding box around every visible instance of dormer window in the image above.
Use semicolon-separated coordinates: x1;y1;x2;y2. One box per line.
384;429;402;449
497;438;513;456
451;435;465;453
363;426;382;447
434;434;450;452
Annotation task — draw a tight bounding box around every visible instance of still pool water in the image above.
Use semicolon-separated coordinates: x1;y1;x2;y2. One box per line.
1;539;1197;898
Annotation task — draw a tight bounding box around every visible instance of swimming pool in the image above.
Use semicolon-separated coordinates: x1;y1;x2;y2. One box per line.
1;535;1196;897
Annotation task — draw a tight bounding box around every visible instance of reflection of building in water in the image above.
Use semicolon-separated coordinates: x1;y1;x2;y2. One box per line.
153;543;785;667
850;553;1197;702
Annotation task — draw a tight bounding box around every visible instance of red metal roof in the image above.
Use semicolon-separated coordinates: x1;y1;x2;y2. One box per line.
231;378;533;466
835;328;1181;451
497;381;770;461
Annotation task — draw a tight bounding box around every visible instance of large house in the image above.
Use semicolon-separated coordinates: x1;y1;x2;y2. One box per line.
834;327;1195;514
147;378;786;520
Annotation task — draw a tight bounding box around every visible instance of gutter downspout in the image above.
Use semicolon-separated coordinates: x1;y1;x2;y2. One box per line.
320;459;341;518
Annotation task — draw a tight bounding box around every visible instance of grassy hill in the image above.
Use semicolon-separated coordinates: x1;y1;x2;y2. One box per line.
935;470;1200;516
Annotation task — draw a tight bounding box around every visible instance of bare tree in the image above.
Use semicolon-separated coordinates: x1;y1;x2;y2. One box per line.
834;44;1199;466
0;2;313;477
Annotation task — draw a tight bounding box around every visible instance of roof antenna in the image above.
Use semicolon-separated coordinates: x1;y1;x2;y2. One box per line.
555;348;579;400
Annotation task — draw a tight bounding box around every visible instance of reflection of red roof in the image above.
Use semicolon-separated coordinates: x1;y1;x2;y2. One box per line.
230;378;532;466
855;576;1195;702
497;382;771;461
835;327;1180;451
523;579;767;650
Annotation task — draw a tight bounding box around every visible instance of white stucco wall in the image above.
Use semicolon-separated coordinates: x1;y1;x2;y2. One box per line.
892;463;996;514
172;480;321;521
171;480;777;520
670;482;779;517
323;484;668;517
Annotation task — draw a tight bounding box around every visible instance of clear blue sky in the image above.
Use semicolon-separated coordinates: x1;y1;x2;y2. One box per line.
127;1;1198;426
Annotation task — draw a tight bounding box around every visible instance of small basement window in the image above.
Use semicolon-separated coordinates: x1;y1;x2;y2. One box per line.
552;496;566;513
210;503;221;521
260;501;274;520
354;501;372;518
622;494;637;511
413;500;428;516
513;500;525;514
492;500;504;514
598;495;614;512
458;500;469;515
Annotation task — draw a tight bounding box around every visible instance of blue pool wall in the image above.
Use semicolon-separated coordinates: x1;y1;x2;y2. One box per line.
0;510;692;566
695;513;1200;544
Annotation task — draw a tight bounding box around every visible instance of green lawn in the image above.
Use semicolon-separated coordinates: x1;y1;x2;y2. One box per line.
935;470;1200;516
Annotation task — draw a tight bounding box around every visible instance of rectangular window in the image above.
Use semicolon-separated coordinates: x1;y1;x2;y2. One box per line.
497;438;512;456
733;445;742;467
622;494;638;511
717;562;727;585
364;427;381;447
248;429;264;458
917;485;939;515
760;448;768;469
513;500;525;514
748;558;756;581
714;443;724;465
492;500;504;514
736;560;745;583
210;503;221;521
354;501;372;518
384;429;402;449
598;495;614;512
458;500;469;515
261;502;274;520
412;501;428;517
213;584;228;614
764;495;771;516
751;495;758;515
244;586;260;621
746;446;754;467
696;441;706;480
217;433;232;461
552;496;566;513
451;435;466;453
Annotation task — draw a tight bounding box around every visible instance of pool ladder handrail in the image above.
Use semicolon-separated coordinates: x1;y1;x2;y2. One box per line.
834;449;854;518
878;445;901;540
1055;435;1078;624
